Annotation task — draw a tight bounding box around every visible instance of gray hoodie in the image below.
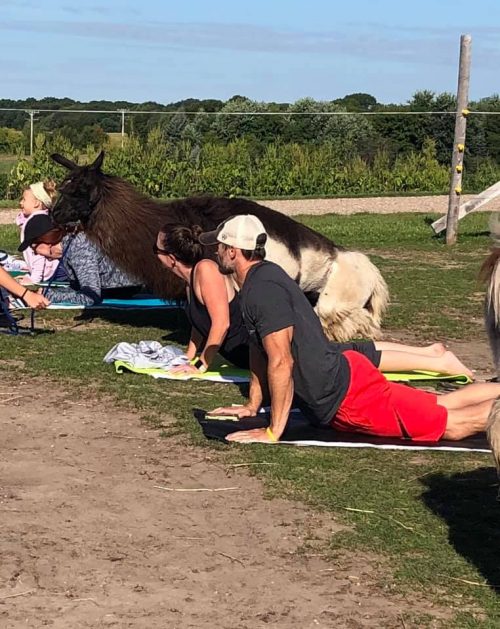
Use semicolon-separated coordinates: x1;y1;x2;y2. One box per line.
44;233;138;306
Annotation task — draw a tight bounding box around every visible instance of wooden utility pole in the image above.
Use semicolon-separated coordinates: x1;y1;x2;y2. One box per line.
445;34;472;245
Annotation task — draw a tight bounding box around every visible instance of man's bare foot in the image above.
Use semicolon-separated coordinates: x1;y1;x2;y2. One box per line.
427;342;447;357
441;350;474;378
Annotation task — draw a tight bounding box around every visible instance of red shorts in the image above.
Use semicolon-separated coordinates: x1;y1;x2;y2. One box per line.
331;350;448;442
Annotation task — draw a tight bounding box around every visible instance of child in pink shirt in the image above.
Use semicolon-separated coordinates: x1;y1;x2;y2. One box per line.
16;180;60;284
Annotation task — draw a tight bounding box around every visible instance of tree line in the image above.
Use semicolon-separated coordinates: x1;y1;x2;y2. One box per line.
1;92;499;199
1;91;499;160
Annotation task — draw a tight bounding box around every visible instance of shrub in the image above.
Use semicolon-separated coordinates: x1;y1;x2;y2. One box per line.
5;126;496;200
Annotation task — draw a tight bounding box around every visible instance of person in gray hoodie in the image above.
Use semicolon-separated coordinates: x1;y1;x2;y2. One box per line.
18;215;140;306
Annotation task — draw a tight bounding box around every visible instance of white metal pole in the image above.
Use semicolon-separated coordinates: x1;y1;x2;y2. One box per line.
120;109;126;148
29;110;34;157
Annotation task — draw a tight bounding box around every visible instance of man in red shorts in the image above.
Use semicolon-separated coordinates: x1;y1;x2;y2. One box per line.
200;215;500;443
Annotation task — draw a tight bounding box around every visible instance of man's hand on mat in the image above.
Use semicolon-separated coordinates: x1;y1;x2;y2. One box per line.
24;291;50;310
210;404;256;419
169;363;201;375
226;428;276;443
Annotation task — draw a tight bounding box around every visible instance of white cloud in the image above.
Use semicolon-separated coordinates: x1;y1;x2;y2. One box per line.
1;19;498;70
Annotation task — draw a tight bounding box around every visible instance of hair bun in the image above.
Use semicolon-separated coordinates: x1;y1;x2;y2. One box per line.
43;179;58;200
191;224;203;240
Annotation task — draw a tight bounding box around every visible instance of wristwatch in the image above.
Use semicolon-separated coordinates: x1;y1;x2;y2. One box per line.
193;358;207;373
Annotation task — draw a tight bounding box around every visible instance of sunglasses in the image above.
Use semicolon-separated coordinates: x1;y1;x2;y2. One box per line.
153;243;171;256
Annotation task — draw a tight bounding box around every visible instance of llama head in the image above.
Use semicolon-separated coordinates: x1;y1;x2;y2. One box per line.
50;151;105;227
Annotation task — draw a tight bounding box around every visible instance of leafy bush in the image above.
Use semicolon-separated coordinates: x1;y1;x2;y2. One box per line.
464;156;500;192
6;132;80;198
0;127;25;154
5;126;499;200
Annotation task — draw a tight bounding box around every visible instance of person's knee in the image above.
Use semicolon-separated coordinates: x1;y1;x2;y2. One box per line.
443;425;467;441
444;405;489;440
443;410;469;440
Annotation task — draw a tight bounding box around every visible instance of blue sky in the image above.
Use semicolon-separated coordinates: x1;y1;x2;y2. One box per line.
2;0;499;105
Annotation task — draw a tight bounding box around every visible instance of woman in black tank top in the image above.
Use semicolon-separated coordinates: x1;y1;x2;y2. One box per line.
155;224;249;375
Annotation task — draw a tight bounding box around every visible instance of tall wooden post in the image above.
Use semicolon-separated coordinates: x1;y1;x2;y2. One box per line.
445;34;472;245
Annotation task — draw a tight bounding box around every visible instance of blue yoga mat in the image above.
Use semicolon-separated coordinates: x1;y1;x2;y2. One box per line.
95;297;178;309
12;296;180;310
49;297;180;310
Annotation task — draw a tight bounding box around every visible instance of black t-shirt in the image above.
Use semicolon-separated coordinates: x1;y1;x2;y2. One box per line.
239;261;350;426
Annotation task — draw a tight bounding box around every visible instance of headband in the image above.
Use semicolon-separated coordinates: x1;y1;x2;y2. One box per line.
29;182;53;209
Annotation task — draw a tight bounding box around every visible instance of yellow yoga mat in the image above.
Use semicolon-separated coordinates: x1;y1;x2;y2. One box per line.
114;361;472;385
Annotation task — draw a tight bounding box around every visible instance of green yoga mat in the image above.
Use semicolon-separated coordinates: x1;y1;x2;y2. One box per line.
114;360;250;382
114;360;472;385
382;370;472;384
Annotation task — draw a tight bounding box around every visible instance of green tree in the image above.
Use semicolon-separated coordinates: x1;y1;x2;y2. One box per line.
0;127;25;153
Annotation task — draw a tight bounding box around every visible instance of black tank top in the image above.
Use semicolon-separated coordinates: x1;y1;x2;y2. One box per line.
185;264;250;369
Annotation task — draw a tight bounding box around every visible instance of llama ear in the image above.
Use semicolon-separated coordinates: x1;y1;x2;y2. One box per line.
51;153;78;170
91;151;105;171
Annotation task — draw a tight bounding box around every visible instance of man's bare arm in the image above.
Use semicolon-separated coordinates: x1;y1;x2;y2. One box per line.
247;343;267;414
226;327;294;442
262;326;294;439
210;344;267;417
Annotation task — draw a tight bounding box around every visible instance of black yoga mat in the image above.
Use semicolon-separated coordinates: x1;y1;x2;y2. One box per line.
194;409;491;452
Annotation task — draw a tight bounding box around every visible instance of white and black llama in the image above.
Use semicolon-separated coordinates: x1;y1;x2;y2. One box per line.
50;151;389;342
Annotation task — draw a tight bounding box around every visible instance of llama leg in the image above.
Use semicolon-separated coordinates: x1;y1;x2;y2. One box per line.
317;306;379;342
314;252;389;342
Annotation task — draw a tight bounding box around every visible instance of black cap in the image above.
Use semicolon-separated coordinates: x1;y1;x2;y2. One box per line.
198;221;226;246
18;214;58;252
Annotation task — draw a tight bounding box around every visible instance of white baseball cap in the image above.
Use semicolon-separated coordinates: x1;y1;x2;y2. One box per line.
199;214;267;249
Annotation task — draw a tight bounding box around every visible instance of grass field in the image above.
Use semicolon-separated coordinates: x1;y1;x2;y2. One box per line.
0;212;498;627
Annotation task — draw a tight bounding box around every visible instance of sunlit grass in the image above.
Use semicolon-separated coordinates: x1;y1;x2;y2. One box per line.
0;212;496;627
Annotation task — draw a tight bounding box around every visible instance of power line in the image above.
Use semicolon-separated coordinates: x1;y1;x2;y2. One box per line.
0;107;498;116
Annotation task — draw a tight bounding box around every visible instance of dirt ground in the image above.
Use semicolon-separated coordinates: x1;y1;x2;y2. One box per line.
2;347;484;628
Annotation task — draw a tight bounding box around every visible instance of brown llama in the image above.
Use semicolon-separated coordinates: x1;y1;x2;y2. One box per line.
50;151;389;342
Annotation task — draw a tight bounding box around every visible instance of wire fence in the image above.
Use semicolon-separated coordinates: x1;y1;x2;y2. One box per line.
1;104;499;207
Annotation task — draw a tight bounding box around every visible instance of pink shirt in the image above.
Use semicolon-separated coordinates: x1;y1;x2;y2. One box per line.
17;210;60;283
